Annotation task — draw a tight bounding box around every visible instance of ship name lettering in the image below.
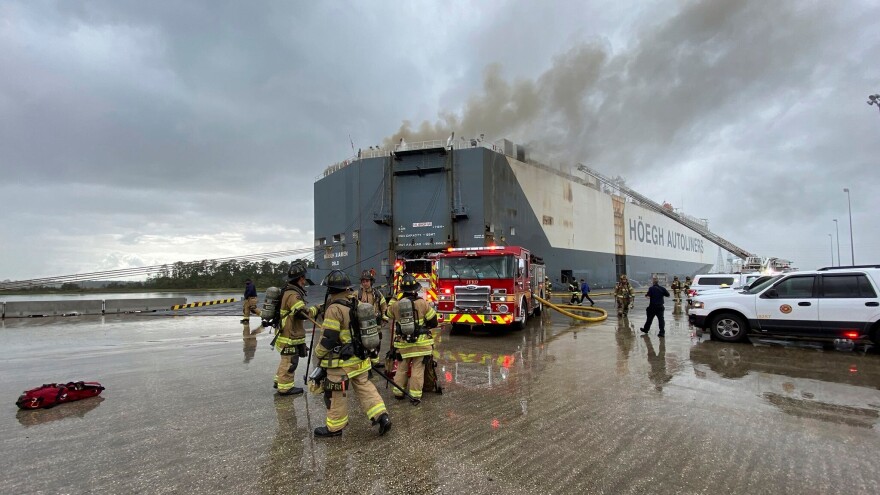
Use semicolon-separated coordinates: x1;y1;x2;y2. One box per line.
630;218;704;253
323;250;349;260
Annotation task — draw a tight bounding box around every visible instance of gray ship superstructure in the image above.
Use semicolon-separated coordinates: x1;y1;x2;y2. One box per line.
312;139;751;288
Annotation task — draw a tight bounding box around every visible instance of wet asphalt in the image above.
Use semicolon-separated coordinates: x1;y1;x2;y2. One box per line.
1;294;879;494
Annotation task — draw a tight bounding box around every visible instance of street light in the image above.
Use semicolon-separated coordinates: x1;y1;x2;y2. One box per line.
832;219;841;267
844;188;854;265
828;234;834;266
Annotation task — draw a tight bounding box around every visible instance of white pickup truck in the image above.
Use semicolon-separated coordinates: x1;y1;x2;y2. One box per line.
688;266;880;345
685;273;767;312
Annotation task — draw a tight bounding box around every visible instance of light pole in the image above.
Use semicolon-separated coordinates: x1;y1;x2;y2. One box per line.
844;188;854;265
832;219;841;266
828;234;834;266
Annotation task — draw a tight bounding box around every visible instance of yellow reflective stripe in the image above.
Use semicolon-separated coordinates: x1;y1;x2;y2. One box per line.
323;319;341;331
346;359;372;378
409;389;423;399
366;403;386;419
394;336;434;348
277;381;296;391
326;416;348;428
308;306;318;318
319;357;365;369
400;349;432;359
275;337;306;348
340;329;351;344
424;307;436;319
291;300;305;311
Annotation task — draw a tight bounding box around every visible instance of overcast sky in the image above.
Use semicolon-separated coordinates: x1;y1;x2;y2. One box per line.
1;0;878;281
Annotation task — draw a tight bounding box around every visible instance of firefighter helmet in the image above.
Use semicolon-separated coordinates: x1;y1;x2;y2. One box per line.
322;269;352;292
360;270;374;282
400;273;419;294
620;275;628;281
287;260;308;282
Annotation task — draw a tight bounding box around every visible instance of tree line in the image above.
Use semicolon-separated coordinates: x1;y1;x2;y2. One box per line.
17;259;316;292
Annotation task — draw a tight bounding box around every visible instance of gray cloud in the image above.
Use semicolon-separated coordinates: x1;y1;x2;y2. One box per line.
382;0;880;269
1;0;878;279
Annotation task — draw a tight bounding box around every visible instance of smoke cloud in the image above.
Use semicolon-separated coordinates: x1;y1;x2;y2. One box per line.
385;0;840;170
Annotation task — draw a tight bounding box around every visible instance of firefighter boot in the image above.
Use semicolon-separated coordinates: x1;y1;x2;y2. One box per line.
373;413;392;436
277;387;304;396
313;426;343;438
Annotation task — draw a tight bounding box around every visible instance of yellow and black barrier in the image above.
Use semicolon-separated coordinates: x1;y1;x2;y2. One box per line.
172;297;238;310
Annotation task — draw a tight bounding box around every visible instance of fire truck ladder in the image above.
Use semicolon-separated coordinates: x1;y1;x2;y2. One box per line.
576;164;754;260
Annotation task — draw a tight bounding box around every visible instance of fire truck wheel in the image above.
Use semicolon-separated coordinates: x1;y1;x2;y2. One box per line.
511;298;527;331
533;293;543;316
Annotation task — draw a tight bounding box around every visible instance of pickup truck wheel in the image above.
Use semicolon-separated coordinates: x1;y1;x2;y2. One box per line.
710;313;748;342
870;323;880;348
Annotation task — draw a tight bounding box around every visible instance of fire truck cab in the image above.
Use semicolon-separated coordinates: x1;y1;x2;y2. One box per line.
434;246;545;329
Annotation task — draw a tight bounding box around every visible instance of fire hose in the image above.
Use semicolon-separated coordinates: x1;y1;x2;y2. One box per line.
533;295;607;322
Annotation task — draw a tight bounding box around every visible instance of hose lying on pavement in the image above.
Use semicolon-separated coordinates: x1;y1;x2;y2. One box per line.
534;295;607;322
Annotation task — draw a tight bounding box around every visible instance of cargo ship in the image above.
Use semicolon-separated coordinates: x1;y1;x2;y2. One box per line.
312;138;752;288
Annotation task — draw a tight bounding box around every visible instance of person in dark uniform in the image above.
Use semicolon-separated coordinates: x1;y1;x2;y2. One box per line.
641;278;670;337
578;278;594;306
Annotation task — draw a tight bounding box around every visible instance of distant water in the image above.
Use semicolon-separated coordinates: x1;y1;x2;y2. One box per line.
0;291;239;303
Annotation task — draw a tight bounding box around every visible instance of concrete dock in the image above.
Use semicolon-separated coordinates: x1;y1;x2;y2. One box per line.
1;294;878;494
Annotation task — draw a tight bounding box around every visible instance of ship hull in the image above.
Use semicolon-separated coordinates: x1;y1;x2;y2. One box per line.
313;146;715;288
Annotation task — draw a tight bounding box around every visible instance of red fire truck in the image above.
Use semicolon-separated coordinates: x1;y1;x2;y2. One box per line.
391;257;438;303
434;246;545;329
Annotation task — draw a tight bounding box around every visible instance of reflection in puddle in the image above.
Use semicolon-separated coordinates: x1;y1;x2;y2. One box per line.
763;392;879;429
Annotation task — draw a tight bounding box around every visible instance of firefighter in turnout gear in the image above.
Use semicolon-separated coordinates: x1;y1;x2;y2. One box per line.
241;279;261;323
671;276;682;303
568;280;580;305
545;276;552;298
313;270;391;438
614;275;635;317
387;273;439;402
684;276;692;295
358;270;388;369
273;261;322;396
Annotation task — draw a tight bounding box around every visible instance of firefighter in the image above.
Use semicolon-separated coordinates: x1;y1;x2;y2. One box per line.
671;276;682;303
358;270;388;369
614;275;635;317
241;278;261;323
387;273;439;403
273;261;322;396
545;276;552;298
684;276;692;294
313;270;391;437
568;280;580;305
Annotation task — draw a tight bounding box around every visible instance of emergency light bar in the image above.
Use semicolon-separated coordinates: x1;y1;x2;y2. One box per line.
446;246;505;252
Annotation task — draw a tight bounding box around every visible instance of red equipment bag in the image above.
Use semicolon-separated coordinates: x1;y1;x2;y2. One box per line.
15;381;104;410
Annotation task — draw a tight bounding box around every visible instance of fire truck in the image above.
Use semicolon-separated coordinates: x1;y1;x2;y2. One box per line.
391;257;438;303
434;246;545;329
